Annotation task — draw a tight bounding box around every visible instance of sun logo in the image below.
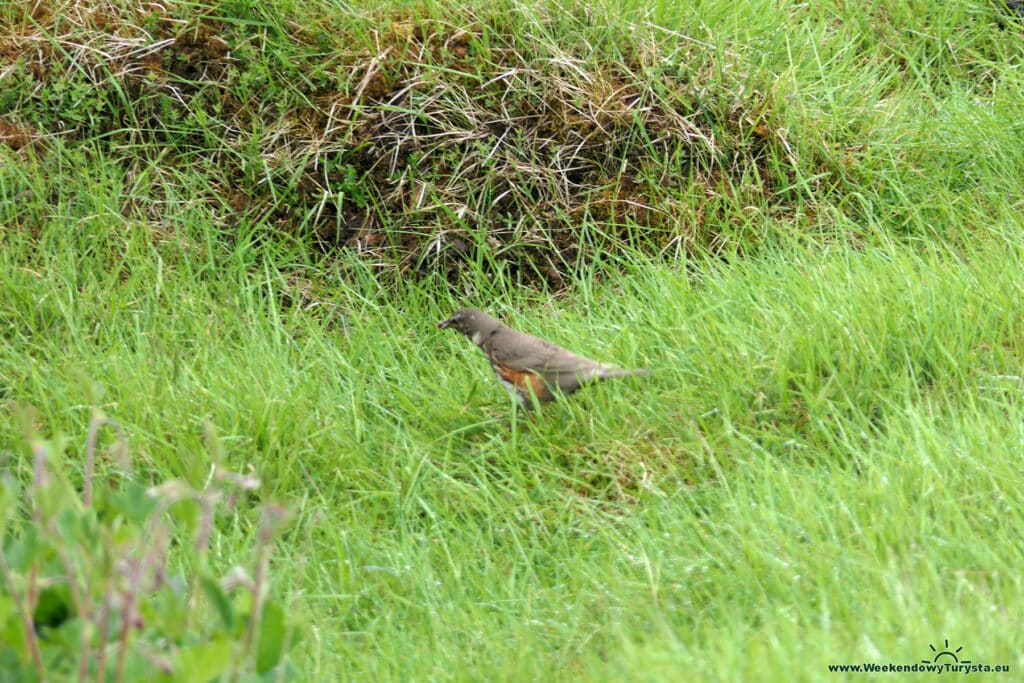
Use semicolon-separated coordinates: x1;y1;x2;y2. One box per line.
921;640;971;665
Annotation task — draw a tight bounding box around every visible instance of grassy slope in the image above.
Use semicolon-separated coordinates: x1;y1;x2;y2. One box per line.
3;0;1024;680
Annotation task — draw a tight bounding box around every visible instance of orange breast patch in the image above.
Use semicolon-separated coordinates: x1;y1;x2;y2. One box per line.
494;364;551;400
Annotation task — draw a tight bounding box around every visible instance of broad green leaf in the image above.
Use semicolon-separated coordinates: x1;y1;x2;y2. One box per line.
0;645;27;677
110;521;141;546
3;528;39;572
111;482;159;523
199;573;235;630
33;477;76;522
120;647;169;683
168;498;201;532
41;616;85;655
55;508;84;546
255;599;287;674
0;596;15;625
0;612;27;664
174;639;232;683
140;581;189;640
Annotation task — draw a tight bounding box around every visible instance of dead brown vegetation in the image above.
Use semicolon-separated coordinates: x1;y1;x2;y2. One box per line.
1;0;799;286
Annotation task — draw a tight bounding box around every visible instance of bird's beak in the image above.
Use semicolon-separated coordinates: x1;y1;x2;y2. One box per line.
438;317;454;330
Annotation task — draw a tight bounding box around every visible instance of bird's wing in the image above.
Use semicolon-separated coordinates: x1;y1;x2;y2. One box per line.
488;328;602;385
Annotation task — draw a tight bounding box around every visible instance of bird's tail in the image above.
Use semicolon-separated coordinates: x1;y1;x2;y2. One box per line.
595;366;650;380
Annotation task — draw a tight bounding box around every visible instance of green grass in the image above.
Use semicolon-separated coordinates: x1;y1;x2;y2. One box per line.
3;0;1024;680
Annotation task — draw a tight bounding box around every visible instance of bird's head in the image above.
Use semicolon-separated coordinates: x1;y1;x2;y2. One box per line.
438;308;495;341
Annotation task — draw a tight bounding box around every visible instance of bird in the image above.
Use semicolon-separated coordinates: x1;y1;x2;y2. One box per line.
438;307;649;408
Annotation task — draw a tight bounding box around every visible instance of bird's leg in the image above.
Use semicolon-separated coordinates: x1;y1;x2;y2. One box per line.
510;397;521;446
521;391;543;414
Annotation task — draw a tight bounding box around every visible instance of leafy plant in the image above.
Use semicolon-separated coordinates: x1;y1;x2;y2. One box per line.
0;409;300;682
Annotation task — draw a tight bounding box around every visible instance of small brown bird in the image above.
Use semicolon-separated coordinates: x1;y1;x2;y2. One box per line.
438;308;649;407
